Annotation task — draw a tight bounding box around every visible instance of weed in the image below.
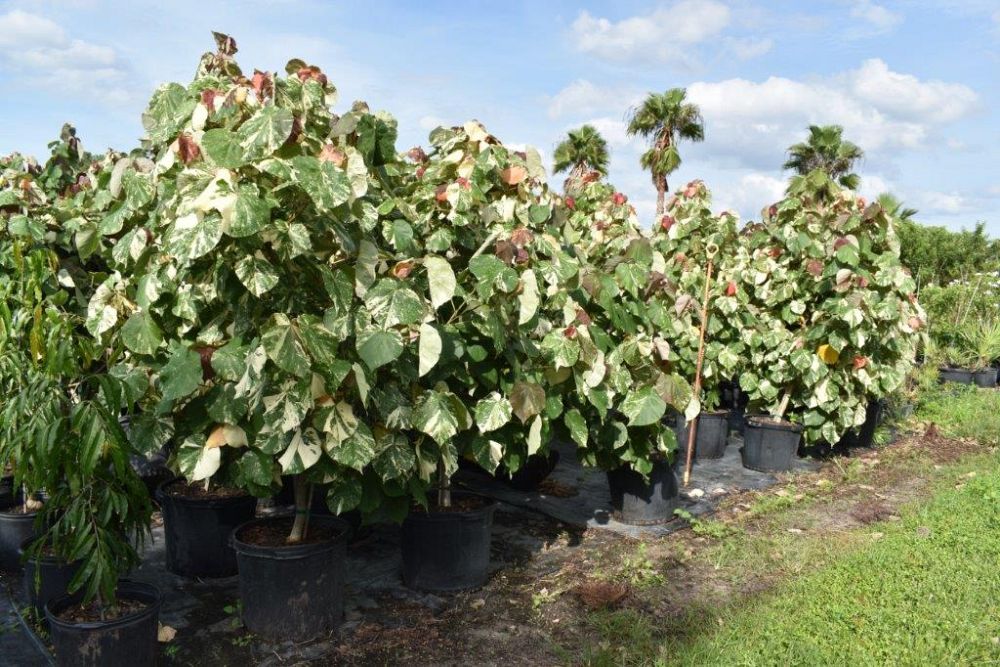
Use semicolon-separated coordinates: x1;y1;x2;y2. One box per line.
830;458;867;484
674;508;735;539
621;542;664;588
223;601;242;630
531;587;557;611
871;424;891;447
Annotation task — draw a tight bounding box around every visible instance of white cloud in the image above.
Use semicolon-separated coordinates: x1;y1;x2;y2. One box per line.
543;59;980;227
547;79;642;119
571;1;731;66
858;174;892;199
419;115;445;130
725;37;774;60
849;1;903;35
0;10;65;48
577;117;633;149
0;10;135;106
849;59;978;123
687;75;919;170
914;191;970;214
714;172;787;218
684;59;977;171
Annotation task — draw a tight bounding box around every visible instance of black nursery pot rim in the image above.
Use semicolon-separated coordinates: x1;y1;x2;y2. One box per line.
44;580;161;631
156;478;256;508
232;515;351;561
407;492;498;523
18;536;81;567
745;416;803;433
0;508;38;519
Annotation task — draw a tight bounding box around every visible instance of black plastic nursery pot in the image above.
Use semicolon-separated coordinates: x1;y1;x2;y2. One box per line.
0;509;38;572
694;411;730;459
665;411;730;461
741;417;803;472
401;492;497;593
974;367;998;388
939;367;975;384
728;403;747;436
45;580;161;667
0;474;16;510
156;479;258;578
606;458;680;525
20;537;83;621
663;412;690;466
496;450;560;491
232;515;351;641
836;399;884;450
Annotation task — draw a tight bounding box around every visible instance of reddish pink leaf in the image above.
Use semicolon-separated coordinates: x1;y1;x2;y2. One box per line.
177;133;200;164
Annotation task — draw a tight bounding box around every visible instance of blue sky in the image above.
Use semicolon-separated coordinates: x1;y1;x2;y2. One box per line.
1;0;997;232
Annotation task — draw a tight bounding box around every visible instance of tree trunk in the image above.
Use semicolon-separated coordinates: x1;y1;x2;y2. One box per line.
775;389;792;421
437;458;451;509
287;474;312;543
655;175;668;217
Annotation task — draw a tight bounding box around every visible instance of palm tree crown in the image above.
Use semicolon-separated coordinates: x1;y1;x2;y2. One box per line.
877;192;918;223
626;88;704;216
783;125;864;190
553;125;610;180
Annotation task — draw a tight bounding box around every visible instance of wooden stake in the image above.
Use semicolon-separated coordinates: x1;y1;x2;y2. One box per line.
683;258;714;487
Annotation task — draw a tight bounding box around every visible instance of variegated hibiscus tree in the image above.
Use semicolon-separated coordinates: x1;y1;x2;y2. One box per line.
650;180;746;415
734;170;925;444
84;36;600;530
551;172;690;475
353;120;585;510
85;34;406;539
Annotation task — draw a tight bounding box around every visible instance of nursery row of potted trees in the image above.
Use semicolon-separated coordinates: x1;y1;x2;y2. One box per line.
936;317;1000;387
0;35;925;663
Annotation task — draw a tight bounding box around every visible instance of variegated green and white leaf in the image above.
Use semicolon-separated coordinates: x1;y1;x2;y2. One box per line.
423;255;456;309
474;393;512;433
235;255;280;296
418;323;442;377
277;428;323;474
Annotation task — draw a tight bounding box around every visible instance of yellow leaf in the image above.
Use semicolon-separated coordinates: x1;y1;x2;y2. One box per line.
157;623;177;643
206;424;248;449
817;344;839;365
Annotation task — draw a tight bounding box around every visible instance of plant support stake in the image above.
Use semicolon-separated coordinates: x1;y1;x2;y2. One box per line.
683;254;715;487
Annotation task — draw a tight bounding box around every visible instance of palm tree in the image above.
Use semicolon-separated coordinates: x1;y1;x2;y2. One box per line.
626;88;704;216
553;125;610;183
783;125;864;190
876;192;918;222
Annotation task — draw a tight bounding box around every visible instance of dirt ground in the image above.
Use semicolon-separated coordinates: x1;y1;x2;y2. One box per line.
8;427;979;666
319;428;984;666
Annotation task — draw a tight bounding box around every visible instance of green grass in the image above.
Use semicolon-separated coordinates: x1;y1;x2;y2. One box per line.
916;382;1000;446
573;385;1000;666
665;453;1000;666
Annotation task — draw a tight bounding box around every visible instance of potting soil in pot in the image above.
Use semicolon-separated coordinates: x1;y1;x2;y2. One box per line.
157;480;258;578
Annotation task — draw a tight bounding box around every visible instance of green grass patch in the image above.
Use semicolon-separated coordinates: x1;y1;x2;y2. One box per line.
666;452;1000;666
916;382;1000;446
